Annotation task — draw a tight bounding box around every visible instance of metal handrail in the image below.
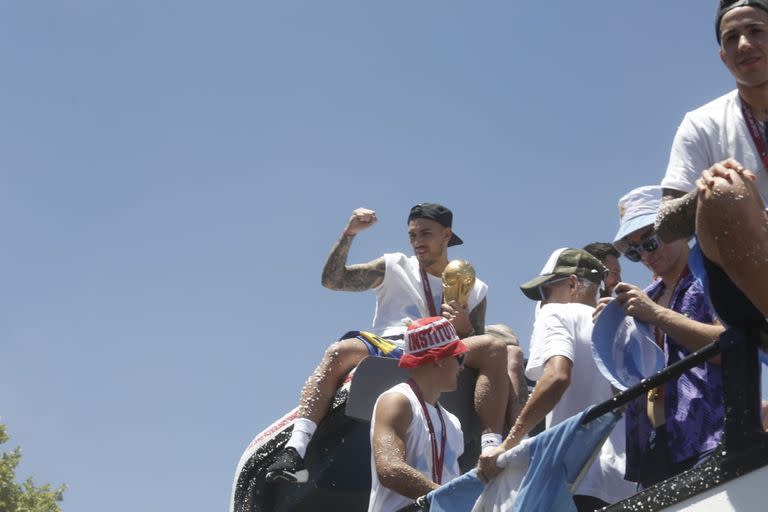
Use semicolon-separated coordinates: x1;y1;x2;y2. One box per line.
582;338;722;424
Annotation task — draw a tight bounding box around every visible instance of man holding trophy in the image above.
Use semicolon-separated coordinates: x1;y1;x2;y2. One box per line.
441;259;477;310
266;203;514;484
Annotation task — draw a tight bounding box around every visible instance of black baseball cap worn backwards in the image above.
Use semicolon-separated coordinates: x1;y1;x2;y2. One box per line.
716;0;768;43
407;203;464;247
520;248;606;301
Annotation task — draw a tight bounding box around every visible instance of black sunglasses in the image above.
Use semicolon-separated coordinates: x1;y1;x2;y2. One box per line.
622;233;660;262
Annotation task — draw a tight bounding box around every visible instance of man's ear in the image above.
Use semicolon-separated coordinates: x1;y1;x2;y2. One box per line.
568;275;580;295
443;227;453;246
720;47;726;65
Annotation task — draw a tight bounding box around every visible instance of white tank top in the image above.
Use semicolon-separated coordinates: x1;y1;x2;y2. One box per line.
367;382;464;512
371;253;488;339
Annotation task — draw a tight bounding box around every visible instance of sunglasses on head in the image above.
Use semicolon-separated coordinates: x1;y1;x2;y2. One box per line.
622;233;660;262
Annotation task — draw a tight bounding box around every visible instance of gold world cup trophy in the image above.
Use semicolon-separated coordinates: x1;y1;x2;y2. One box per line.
441;259;476;309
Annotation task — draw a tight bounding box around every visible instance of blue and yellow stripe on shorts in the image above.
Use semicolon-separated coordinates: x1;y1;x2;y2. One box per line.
340;330;404;360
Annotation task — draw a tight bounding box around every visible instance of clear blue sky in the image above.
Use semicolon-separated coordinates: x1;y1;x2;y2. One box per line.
1;2;762;511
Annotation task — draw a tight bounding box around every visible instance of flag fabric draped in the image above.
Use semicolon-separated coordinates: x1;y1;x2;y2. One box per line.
473;408;622;512
427;469;484;512
422;408;622;512
591;300;664;391
470;438;531;512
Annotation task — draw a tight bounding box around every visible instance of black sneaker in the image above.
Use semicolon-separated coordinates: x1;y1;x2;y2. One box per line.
265;447;309;483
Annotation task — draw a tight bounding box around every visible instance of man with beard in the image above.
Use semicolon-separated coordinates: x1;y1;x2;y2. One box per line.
266;203;512;483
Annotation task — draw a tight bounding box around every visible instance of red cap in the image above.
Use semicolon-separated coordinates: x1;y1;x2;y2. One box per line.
398;316;468;368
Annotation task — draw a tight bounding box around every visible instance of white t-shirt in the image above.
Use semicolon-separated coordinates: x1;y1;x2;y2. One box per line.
526;302;635;504
368;382;464;512
371;253;488;340
662;89;768;206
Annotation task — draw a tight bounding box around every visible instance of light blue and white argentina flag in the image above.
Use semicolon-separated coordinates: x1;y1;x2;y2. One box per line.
425;407;622;512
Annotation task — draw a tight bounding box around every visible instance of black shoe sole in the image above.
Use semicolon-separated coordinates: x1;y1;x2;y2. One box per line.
265;469;309;484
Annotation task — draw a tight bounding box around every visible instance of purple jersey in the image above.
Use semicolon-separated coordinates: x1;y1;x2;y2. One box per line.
625;269;724;482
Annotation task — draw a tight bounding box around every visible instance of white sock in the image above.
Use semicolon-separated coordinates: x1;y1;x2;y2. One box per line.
286;418;317;458
481;433;503;454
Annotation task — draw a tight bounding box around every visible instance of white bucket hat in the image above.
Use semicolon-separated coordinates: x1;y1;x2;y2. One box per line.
613;185;662;244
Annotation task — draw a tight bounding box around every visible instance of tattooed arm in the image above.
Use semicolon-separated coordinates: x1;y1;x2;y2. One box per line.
321;207;386;291
321;245;385;291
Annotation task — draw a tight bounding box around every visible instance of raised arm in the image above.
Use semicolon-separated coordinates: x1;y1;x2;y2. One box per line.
321;208;386;291
371;392;439;498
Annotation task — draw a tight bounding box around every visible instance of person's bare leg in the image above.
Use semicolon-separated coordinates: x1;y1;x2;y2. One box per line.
697;169;768;317
506;345;529;427
298;337;370;424
463;334;509;435
267;337;370;482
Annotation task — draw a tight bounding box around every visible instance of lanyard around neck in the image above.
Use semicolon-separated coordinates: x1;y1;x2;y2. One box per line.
419;267;442;317
407;378;447;484
740;98;768;171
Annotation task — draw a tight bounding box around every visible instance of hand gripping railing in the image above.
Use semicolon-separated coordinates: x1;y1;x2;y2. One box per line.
395;495;429;512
